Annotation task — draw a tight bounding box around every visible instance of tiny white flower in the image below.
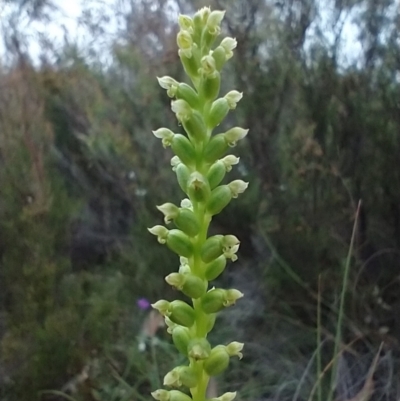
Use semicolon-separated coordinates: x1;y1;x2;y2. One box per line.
224;127;249;146
170;156;181;171
157;76;179;97
226;341;244;359
221;155;240;171
151;299;170;315
220;37;237;59
222;234;240;247
207;10;225;35
156;203;179;224
152;128;175;147
177;30;193;58
201;54;217;76
180;198;193;209
148;225;169;244
213;392;237;401
171;99;192;122
178;14;194;33
151;389;170;401
223;290;244;306
195;6;211;23
224;90;243;109
228;180;249;198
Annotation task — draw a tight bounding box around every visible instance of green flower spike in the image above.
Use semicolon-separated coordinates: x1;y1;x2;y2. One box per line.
149;7;248;401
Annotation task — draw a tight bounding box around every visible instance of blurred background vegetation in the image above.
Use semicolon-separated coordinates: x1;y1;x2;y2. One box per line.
0;0;399;400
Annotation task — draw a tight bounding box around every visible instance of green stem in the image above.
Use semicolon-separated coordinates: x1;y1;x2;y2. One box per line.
190;201;212;401
192;368;209;401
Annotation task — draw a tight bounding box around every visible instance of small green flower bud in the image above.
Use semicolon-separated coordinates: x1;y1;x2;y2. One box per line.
174;208;200;237
211;46;227;70
206;161;226;189
153;128;175;148
207;98;229;128
224;90;243;109
172;325;191;356
202;14;224;48
169;391;193;401
211;392;237;401
206;313;217;333
166;229;194;258
163;369;180;387
176;366;197;388
169;300;195;327
165;272;206;299
203;345;230;376
203;134;229;163
157;203;179;224
225;341;244;359
148;225;169;244
228;180;248;198
151;389;170;401
187;337;211;360
178;14;194;33
177;30;193;58
200;234;240;262
201;288;244;314
200;55;220;101
194;6;211;26
206;155;239;189
175;163;191;193
192;13;204;40
183;111;207;142
171;134;196;165
157;76;179;98
206;180;247;216
206;10;225;35
165;272;185;289
177;83;199;109
204;255;227;281
202;71;221;101
171;99;192;123
179;49;199;79
200;235;224;263
201;288;225;313
182;274;207;299
164;366;197;388
187;172;211;203
152;390;192;401
151;299;170;315
206;185;232;215
224;127;249;147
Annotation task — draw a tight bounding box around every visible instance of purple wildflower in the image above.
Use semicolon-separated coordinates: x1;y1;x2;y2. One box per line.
137;297;151;310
